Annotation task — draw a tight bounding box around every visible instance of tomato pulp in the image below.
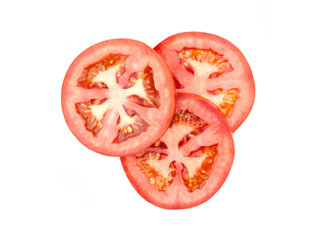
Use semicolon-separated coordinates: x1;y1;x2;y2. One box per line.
121;93;234;209
155;32;255;132
62;39;176;156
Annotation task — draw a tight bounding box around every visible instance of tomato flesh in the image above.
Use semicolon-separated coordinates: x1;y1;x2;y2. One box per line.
121;93;234;209
62;39;175;156
154;32;255;132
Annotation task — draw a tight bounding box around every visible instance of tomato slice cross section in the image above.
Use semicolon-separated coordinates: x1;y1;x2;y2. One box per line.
121;93;234;209
62;39;176;156
155;32;255;132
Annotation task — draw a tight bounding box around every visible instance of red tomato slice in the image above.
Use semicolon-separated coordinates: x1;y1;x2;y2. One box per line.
61;39;176;156
155;32;255;132
121;93;234;209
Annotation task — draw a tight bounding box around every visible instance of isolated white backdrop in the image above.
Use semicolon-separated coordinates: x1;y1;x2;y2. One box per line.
1;0;316;239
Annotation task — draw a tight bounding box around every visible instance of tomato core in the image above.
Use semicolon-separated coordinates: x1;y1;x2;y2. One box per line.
134;109;218;192
74;55;161;142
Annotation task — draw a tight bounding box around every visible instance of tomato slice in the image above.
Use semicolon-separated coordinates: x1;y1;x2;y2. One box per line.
61;39;176;156
121;93;234;209
154;32;255;132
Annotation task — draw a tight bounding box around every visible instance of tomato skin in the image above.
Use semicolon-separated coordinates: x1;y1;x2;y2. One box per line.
121;93;234;209
154;32;255;132
61;39;176;156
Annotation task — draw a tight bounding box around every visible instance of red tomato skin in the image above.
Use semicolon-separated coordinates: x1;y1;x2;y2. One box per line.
61;39;176;156
154;32;255;132
121;93;235;209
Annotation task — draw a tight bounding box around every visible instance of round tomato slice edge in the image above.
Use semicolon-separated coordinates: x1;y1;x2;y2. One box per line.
61;39;176;156
154;32;255;132
121;93;234;209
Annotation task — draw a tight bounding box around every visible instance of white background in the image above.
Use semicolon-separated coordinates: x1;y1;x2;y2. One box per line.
1;0;316;239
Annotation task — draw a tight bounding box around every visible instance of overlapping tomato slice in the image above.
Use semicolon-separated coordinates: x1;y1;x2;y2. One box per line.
62;34;253;209
121;93;234;209
61;39;176;156
155;32;255;132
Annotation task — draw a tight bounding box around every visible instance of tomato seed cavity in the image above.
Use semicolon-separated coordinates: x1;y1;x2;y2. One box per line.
178;48;233;78
138;154;176;191
136;109;218;192
74;56;160;142
114;108;149;143
125;67;160;107
207;88;238;116
182;144;218;191
75;98;108;136
173;109;207;147
78;55;126;88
